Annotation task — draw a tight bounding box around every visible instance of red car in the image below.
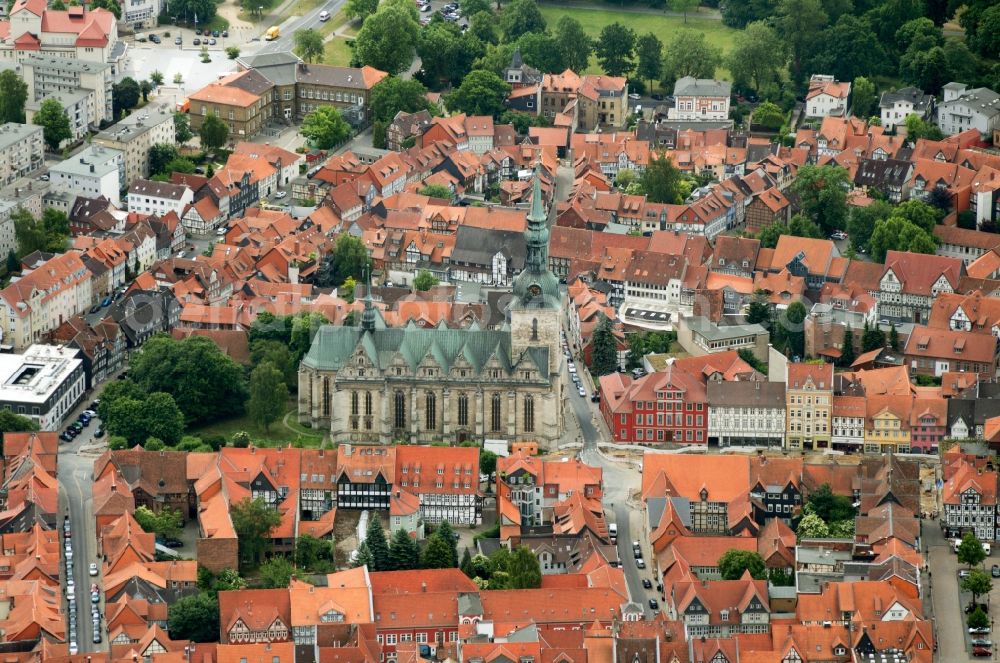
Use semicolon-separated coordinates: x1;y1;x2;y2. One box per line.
973;646;992;657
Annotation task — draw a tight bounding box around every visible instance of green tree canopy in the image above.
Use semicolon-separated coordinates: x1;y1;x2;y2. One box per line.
301;106;351;150
248;360;289;432
969;605;990;630
0;70;27;124
370;76;433;125
717;549;767;580
590;313;618;376
796;513;830;539
33;98;71;151
112;77;141;117
231;497;283;568
806;484;855;522
594;22;636;77
419;22;484;89
129;335;249;425
868;215;938;262
413;269;440;291
727;21;785;94
480;449;498;476
752;101;785;130
134;505;183;540
345;0;378;20
250;339;296;388
0;410;38;456
789;164;849;233
316;234;372;288
774;0;828;81
962;568;993;606
174;112;193;143
852;76;878;119
640;154;683;204
635;33;663;91
295;535;335;572
12;208;46;257
499;0;545;42
149;144;180;177
259;556;296;588
168;593;219;642
364;513;391;571
848;199;892;252
103;391;185;446
294;28;326;63
445;69;511;118
199;114;229;151
958;532;987;568
389;527;421;570
421;530;457;568
508;545;542;588
515;32;565;76
554;16;592;72
355;5;420;75
661;30;722;87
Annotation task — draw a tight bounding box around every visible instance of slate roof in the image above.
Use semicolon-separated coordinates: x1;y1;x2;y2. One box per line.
302;319;549;379
451;226;526;271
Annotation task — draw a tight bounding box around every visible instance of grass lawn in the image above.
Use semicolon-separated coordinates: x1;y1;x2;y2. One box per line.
538;5;736;79
322;37;354;66
319;10;351;36
189;401;326;447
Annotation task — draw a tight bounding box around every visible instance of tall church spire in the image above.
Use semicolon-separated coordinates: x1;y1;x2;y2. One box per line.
511;164;559;309
361;268;376;332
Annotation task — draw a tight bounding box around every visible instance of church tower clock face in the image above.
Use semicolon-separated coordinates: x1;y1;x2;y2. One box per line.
528;284;542;297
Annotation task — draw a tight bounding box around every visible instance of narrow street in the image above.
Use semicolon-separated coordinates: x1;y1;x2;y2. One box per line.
58;399;109;653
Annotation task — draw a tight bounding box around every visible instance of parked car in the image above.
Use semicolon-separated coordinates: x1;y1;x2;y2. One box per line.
192;37;201;45
642;579;652;589
972;639;993;647
577;387;586;397
39;174;49;181
91;591;100;604
94;427;105;438
212;29;220;37
174;36;182;44
961;569;973;578
274;190;287;199
973;645;992;657
89;563;98;577
101;296;112;307
648;599;659;610
222;30;229;37
970;627;992;634
89;304;101;314
636;558;645;569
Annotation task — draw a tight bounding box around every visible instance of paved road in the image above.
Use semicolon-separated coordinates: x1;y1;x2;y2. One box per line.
59;399;108;653
256;0;347;54
926;521;990;663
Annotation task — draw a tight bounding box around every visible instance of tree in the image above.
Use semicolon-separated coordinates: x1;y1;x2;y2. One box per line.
418;184;451;199
33;98;71;151
868;216;937;262
499;0;545;43
515;32;565;75
969;605;990;630
139;79;153;103
852;76;877;119
480;450;498;476
902;113;944;142
292;28;326;64
250;340;296;388
363;513;391;571
640;154;683;204
370;76;433;124
4;250;17;276
668;0;699;22
780;301;807;358
436;520;459;566
419;22;484;89
143;437;166;450
0;70;27;124
0;410;38;456
554;16;592;72
508;545;542;588
174;112;193;143
226;46;241;59
134;505;183;540
317;234;372;287
752;101;785;129
12;208;46;257
355;6;420;75
112;77;141;118
861;321;886;353
460;547;474;576
635;33;663;92
839;328;855;368
413;269;439;291
789;164;849;233
973;4;1000;58
594;22;636;77
727;22;784;94
590;313;618;376
248;361;288;432
796;513;830;539
389;528;421;570
805;15;885;83
346;0;378;20
421;531;457;568
168;593;219;642
129;335;249;425
774;0;828;81
962;569;993;607
662;30;723;86
746;293;771;326
889;324;900;351
460;0;492;16
717;549;767;580
806;484;855;522
958;532;988;569
90;0;121;17
446;70;511;118
295;535;335;571
353;541;374;568
301;106;351;149
149;144;179;176
468;10;500;45
848;199;892;252
230;497;283;568
259;556;296;588
149;70;165;87
199;114;229;151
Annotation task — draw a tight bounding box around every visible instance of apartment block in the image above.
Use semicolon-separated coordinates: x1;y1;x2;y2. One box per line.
94;105;176;185
785;363;833;451
48;145;124;207
20;54;113;126
0;123;43;186
127;180;193;217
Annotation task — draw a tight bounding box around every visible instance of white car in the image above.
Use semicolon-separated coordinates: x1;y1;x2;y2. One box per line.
319;9;330;19
274;191;287;199
69;644;78;655
89;563;98;577
216;226;228;236
65;584;75;599
578;387;586;397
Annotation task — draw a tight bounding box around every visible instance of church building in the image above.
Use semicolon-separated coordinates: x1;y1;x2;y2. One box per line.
298;171;564;447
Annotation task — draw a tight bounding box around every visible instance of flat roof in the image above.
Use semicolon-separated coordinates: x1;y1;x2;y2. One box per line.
0;344;82;404
23;53;111;73
0;122;41;150
684;315;767;341
94;104;174;143
50;145;122;177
